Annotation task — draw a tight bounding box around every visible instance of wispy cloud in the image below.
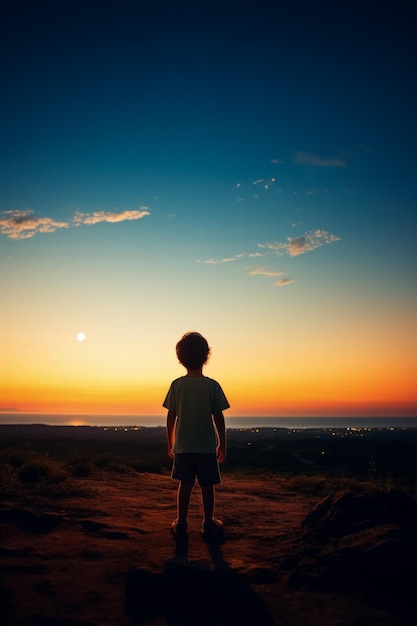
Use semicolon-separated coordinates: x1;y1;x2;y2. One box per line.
249;268;294;287
73;208;149;226
199;230;340;266
294;151;347;167
199;256;239;265
247;267;284;278
0;210;70;240
0;208;150;240
258;230;341;257
199;229;340;288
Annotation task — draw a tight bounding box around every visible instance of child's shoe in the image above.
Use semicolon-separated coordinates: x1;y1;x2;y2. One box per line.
171;519;188;539
202;518;224;542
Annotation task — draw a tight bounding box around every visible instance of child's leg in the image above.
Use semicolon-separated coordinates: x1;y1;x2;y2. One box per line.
200;484;215;523
177;482;193;524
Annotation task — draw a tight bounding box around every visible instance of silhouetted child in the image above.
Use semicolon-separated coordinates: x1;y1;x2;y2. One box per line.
163;332;230;540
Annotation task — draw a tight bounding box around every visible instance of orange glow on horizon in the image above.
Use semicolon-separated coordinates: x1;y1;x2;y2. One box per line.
2;325;416;418
2;381;416;418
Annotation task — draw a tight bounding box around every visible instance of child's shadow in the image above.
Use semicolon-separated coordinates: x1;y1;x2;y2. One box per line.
125;536;276;625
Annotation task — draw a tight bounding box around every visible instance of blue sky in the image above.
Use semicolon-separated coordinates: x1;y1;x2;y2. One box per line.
1;0;416;418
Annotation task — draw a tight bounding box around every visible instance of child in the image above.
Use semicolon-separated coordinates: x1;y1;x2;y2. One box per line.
163;332;230;540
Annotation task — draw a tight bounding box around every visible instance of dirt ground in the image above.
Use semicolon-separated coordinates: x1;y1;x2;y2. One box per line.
0;471;412;625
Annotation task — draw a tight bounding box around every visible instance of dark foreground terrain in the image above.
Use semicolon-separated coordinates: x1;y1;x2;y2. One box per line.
1;425;417;625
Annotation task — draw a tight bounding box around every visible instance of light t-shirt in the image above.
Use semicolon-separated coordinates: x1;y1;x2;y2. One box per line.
163;375;230;454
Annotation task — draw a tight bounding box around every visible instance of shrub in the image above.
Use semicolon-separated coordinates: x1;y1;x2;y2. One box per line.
18;457;67;484
68;461;95;478
0;447;35;469
39;478;93;499
94;454;134;474
94;453;114;469
0;463;18;497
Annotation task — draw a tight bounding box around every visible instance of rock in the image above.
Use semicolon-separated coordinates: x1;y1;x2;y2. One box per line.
288;489;417;598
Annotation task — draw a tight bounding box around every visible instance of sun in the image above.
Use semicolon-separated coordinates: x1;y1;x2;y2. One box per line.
76;332;86;342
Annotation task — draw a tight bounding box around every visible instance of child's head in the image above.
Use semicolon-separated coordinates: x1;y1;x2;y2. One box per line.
176;332;211;370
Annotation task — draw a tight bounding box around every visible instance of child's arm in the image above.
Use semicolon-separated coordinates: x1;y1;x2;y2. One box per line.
166;409;177;458
213;411;226;463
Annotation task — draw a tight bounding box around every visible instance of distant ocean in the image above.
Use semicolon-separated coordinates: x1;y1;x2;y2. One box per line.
1;414;417;429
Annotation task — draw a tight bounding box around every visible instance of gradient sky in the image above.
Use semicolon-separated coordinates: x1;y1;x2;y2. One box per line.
1;0;416;419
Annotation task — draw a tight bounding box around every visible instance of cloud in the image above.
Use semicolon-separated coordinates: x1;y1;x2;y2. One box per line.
198;230;340;288
0;208;150;240
199;256;238;265
294;151;347;167
247;267;284;278
259;229;341;257
248;266;293;287
73;208;150;226
0;210;70;240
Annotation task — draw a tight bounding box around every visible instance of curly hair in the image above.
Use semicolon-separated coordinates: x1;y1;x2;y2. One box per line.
176;332;211;370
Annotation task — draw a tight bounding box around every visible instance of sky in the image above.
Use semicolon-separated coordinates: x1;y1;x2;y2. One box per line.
1;0;416;420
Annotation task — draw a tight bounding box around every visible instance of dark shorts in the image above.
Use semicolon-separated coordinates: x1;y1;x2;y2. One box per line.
171;453;221;486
